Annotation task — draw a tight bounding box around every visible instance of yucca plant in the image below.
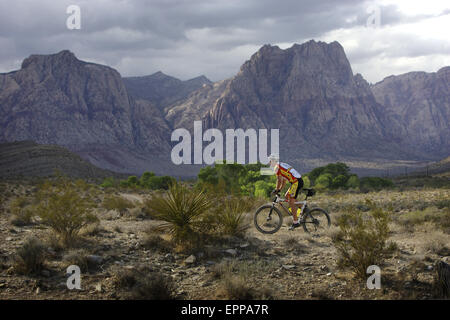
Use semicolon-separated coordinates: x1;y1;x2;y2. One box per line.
145;181;213;246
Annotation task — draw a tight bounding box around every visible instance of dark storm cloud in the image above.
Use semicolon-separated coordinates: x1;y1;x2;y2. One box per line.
0;0;449;82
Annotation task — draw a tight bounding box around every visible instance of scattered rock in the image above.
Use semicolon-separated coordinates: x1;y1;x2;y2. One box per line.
282;265;296;270
95;283;102;292
326;273;332;276
36;287;41;294
320;265;329;272
5;237;13;241
239;243;250;248
224;249;237;256
185;255;196;265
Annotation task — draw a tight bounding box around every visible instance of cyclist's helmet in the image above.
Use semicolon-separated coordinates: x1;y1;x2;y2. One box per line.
268;153;279;161
268;153;279;168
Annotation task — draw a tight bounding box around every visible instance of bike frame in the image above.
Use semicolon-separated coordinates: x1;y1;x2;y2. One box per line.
272;194;308;216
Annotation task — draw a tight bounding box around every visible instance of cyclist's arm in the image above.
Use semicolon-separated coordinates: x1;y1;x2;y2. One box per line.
276;175;285;192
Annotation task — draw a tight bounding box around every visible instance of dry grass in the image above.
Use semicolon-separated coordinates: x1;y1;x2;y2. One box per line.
112;268;176;300
14;237;46;275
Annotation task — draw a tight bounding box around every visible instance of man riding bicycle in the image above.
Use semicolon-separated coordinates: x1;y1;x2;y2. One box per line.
268;154;304;230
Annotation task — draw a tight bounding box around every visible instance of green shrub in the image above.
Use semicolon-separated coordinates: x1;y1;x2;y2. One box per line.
332;200;391;279
308;162;350;184
14;237;46;275
100;177;116;188
331;175;348;189
144;182;213;247
35;180;98;246
140;171;155;186
346;175;360;189
360;177;394;190
315;173;333;189
103;195;135;213
302;176;311;189
254;180;272;198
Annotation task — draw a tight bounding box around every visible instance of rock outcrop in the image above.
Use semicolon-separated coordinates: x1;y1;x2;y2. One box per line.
372;67;450;157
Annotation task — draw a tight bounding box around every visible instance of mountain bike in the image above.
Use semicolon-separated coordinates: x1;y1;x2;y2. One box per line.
254;188;331;235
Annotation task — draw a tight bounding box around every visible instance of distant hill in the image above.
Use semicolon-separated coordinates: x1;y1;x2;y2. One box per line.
409;156;450;177
0;141;125;179
123;71;212;110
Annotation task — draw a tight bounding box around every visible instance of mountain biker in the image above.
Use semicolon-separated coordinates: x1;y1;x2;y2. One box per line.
268;154;304;230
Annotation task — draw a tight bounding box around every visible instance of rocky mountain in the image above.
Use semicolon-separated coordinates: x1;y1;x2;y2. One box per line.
372;67;450;157
0;42;448;176
123;72;211;110
0;141;124;179
0;50;181;175
167;41;424;164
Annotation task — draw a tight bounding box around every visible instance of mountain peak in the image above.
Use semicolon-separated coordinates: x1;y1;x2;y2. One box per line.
21;49;79;69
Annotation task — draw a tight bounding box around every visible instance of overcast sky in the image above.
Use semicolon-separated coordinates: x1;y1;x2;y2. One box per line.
1;0;449;83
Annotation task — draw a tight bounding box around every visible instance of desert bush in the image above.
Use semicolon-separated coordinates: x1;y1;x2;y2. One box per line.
214;196;251;237
222;275;255;299
14;237;46;275
102;195;135;213
113;268;175;300
9;196;34;226
35;179;98;246
398;207;450;233
144;182;213;247
142;233;172;253
62;249;90;272
333;200;391;279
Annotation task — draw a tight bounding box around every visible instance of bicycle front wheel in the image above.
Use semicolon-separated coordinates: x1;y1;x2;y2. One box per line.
302;208;331;235
254;205;283;234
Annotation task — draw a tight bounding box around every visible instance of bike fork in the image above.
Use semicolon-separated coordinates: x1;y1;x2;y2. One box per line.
267;206;275;221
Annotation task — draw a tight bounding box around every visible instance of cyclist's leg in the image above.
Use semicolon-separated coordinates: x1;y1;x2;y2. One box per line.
286;182;299;222
296;178;304;220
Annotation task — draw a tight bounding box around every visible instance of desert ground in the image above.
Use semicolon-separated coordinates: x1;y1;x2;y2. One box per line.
0;180;449;300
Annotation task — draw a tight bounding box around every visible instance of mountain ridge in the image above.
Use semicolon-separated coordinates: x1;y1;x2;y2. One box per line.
0;42;449;176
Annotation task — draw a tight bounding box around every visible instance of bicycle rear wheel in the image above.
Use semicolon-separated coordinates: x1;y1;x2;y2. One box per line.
302;208;331;235
254;205;283;234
